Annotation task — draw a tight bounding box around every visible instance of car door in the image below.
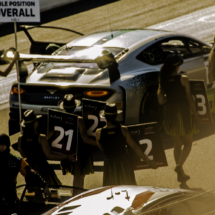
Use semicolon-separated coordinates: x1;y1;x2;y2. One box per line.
180;39;210;86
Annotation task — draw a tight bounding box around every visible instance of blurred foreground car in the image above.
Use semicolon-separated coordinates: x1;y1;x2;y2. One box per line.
8;25;212;135
18;185;215;215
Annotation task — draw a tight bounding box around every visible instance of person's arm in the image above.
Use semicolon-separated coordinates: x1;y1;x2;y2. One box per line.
95;128;104;151
0;52;19;77
78;117;97;146
181;75;201;121
208;48;215;83
18;135;27;158
121;126;157;169
39;134;76;162
19;158;51;199
208;64;214;84
157;84;167;105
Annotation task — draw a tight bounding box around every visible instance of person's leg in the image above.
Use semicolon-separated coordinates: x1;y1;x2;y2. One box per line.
73;175;85;196
172;136;183;165
173;136;190;182
179;134;193;176
179;134;193;167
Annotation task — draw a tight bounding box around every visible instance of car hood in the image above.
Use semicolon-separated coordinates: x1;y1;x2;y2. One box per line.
49;185;192;215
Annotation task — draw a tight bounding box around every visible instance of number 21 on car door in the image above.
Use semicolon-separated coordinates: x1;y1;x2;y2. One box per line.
48;109;78;155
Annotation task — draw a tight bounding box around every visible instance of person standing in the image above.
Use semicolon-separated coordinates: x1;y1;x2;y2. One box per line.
58;94;96;195
95;103;157;186
18;110;76;186
157;53;200;182
0;133;51;215
207;38;215;113
208;37;215;84
0;51;19;77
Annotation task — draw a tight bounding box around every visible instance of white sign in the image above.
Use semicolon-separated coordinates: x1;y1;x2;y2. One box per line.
0;0;40;22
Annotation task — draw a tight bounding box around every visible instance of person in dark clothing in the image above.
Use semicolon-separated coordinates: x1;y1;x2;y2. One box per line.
58;94;97;195
0;51;19;77
157;53;200;182
95;103;157;186
0;133;50;215
18;110;76;186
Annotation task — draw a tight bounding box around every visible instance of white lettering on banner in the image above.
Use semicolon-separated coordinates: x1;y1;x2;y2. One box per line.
196;94;207;115
87;115;106;137
51;126;74;151
65;129;74;151
87;115;98;137
192;94;207;115
0;0;40;22
52;126;64;149
139;139;153;161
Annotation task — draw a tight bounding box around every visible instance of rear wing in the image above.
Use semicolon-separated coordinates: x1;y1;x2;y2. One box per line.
18;53;95;63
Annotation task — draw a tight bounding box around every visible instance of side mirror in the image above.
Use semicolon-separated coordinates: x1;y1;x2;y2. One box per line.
202;46;211;53
95;51;120;84
95;52;117;69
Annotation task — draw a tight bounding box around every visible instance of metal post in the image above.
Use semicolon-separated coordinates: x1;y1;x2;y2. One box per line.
14;19;22;131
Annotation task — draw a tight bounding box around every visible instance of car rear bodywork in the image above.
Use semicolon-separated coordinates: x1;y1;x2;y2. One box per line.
8;26;212;135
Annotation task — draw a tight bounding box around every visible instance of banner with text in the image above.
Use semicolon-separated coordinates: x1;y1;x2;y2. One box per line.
190;80;213;123
128;122;168;170
0;0;40;22
82;99;106;138
48;109;78;155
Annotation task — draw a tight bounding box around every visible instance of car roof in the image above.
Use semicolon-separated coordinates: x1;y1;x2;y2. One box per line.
67;29;171;49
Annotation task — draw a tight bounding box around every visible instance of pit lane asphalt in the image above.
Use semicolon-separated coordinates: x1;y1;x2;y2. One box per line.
2;107;215;191
1;0;215;192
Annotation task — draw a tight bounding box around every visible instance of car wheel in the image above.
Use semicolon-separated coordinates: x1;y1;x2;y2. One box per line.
139;86;163;127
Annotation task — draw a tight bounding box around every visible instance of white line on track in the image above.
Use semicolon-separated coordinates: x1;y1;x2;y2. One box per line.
1;6;215;109
148;5;215;41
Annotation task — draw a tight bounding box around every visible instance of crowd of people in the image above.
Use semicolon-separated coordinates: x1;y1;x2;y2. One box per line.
1;45;214;214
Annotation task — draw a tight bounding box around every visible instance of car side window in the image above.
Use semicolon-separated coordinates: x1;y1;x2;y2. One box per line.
187;39;211;57
136;38;190;65
161;39;191;59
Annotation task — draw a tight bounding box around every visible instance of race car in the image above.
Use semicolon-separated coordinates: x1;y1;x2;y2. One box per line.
17;184;215;215
7;25;212;135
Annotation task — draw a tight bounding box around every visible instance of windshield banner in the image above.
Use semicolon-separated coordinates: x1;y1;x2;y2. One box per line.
190;80;213;123
82;98;106;139
128;122;168;170
48;109;78;155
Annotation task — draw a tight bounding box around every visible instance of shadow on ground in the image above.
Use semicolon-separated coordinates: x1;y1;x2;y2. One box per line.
0;0;119;37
